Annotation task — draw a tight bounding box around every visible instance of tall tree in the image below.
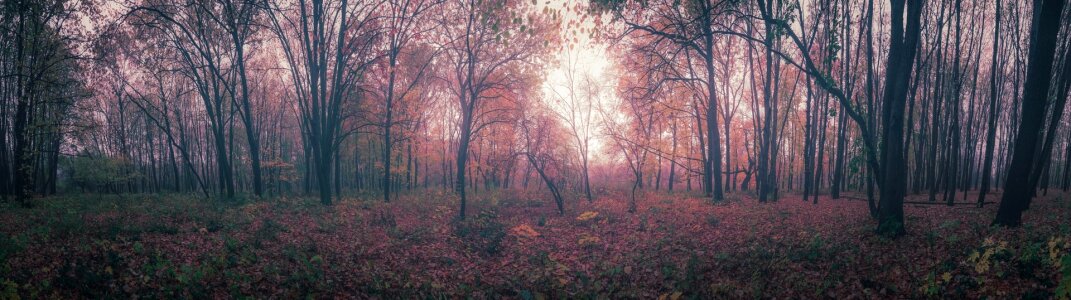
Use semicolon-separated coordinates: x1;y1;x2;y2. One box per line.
592;0;729;202
440;0;552;218
992;0;1066;227
874;0;923;237
378;0;440;203
546;51;600;202
266;0;382;205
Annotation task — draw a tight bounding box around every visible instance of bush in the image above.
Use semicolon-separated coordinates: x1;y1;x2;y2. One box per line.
1056;255;1071;299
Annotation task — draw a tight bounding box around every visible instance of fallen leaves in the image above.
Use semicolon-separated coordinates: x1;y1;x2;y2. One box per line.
576;211;599;221
510;224;540;238
0;190;1067;298
577;234;600;247
657;291;683;300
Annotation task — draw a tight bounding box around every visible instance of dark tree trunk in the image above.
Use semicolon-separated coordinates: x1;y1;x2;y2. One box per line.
992;0;1066;227
875;0;923;238
978;0;1004;206
1026;36;1071;202
456;107;473;219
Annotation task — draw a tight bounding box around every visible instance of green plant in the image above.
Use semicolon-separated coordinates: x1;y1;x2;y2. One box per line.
805;234;827;262
967;238;1010;275
0;234;23;265
1056;255;1071;299
1;279;18;300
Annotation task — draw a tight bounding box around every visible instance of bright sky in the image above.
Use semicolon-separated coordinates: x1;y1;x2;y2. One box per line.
539;0;617;164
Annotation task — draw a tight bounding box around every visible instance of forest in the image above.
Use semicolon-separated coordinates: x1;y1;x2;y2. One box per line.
1;0;1070;297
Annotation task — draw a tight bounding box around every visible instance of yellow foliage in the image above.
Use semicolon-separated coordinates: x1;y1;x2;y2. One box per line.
578;234;600;246
576;211;599;221
968;237;1009;274
1049;236;1070;268
509;224;540;238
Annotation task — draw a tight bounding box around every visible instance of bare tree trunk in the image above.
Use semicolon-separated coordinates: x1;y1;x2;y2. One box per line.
875;0;923;238
993;0;1066;227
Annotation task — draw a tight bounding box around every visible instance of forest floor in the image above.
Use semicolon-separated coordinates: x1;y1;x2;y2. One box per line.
1;189;1069;299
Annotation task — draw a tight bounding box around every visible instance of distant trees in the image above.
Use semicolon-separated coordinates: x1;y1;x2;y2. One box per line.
592;0;730;203
131;0;244;200
587;0;1071;235
546;51;599;203
65;0;568;215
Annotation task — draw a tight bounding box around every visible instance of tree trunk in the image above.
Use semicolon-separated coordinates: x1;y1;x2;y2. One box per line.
977;0;1003;207
992;0;1065;227
875;0;923;238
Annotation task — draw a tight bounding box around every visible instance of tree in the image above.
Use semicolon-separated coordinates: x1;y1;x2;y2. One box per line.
219;0;266;198
874;0;923;237
3;0;88;205
265;0;382;205
131;0;244;199
378;0;441;203
976;0;1003;207
992;0;1067;227
519;101;568;214
546;50;600;202
591;0;729;202
439;0;553;218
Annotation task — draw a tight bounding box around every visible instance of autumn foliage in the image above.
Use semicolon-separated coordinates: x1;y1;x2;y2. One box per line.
2;0;1071;297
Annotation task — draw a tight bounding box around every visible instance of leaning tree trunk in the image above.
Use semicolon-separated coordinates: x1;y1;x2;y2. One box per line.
992;0;1066;227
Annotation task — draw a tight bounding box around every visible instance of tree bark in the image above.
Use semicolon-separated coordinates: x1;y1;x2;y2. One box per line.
992;0;1066;227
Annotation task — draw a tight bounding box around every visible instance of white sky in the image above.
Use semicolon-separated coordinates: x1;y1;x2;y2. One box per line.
538;0;618;163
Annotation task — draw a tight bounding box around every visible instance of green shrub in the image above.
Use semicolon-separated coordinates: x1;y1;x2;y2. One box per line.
1055;255;1071;299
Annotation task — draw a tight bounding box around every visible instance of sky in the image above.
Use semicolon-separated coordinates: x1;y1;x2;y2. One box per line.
539;0;618;163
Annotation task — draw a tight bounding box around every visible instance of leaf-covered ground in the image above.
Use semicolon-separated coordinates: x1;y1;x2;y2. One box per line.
1;190;1069;298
